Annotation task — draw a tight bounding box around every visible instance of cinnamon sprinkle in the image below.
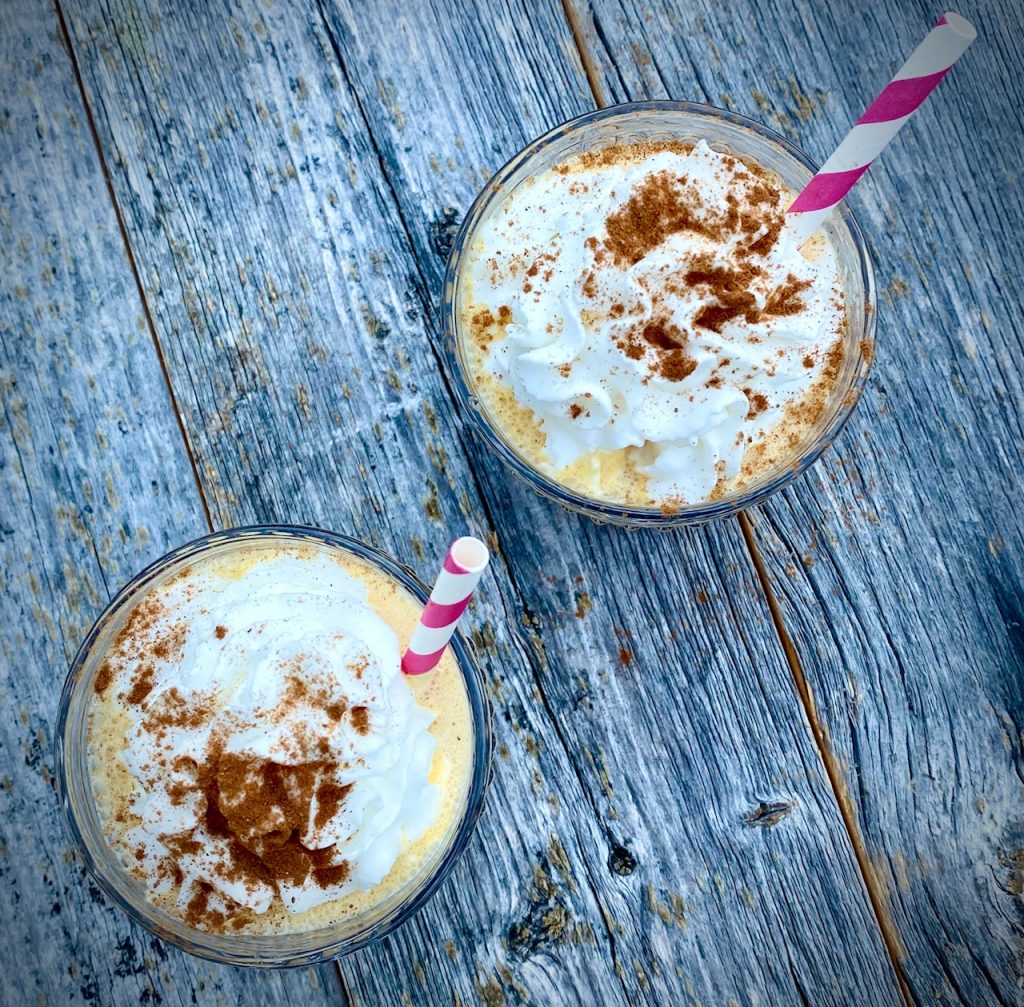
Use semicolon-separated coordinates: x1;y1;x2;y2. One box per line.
185;882;224;930
684;260;812;334
94;660;113;696
102;615;366;930
350;706;370;735
151;623;186;661
640;318;687;351
603;171;710;267
685;259;762;333
142;687;209;731
610;311;699;384
164;740;357;929
744;388;769;418
763;274;813;317
659;351;698;382
315;781;353;830
123;664;156;706
590;158;809;356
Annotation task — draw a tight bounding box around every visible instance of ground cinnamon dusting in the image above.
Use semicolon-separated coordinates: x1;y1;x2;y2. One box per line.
641;318;687;350
151;624;186;661
185;882;224;930
313;861;351;888
603;171;710;267
123;664;156;706
96;600;367;931
686;259;761;333
314;781;353;830
94;660;113;696
98;598;190;704
168;740;356;929
763;274;812;317
593;159;812;364
115;596;165;650
613;314;698;382
141;687;209;732
744;388;769;418
659;351;698;382
683;259;811;334
571;139;693;171
350;706;370;735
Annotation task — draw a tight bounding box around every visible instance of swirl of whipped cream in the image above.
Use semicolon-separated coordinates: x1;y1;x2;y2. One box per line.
102;549;438;919
468;140;843;503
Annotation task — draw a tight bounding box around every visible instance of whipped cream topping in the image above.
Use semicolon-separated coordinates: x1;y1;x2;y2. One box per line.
91;549;438;926
463;139;845;504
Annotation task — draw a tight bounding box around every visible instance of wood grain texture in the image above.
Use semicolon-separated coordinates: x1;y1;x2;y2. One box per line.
56;0;906;1003
569;0;1024;1002
0;3;341;1005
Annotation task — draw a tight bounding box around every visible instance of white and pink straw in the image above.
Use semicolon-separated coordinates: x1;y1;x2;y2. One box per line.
402;536;490;675
787;12;976;244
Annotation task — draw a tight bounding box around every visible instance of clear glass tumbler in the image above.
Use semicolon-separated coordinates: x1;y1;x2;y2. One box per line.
55;525;492;966
443;101;876;527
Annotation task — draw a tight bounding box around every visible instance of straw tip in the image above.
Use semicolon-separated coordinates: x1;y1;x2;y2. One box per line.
450;536;490;574
939;12;977;41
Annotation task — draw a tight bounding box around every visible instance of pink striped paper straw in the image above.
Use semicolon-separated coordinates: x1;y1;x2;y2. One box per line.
402;536;490;675
787;12;976;244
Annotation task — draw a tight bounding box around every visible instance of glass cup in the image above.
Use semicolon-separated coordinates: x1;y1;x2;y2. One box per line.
443;101;877;527
55;525;492;967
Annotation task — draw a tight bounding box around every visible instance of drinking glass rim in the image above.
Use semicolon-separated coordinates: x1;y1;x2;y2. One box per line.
443;100;877;526
54;524;492;966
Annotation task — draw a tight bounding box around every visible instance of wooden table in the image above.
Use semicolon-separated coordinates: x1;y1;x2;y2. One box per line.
2;1;1021;1004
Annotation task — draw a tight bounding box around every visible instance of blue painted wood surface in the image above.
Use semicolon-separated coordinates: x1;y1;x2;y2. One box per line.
0;0;1018;1004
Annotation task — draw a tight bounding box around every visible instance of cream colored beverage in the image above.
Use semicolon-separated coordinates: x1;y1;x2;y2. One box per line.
458;138;848;509
86;540;473;934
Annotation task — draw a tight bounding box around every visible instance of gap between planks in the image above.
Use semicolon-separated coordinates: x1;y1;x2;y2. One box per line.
559;4;916;1004
561;0;610;109
738;514;914;1007
53;0;215;534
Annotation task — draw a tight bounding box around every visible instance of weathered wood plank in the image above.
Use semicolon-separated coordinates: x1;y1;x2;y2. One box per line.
0;4;342;1004
570;0;1024;1002
61;0;904;1004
